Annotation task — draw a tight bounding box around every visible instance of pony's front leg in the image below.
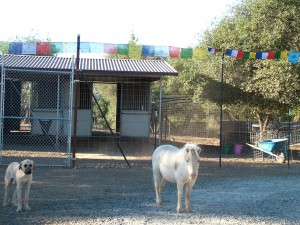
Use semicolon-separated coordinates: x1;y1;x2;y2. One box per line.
176;183;184;213
185;182;194;212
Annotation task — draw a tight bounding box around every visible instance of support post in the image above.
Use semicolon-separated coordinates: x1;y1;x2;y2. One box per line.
219;52;225;168
72;34;80;168
288;108;291;168
158;78;162;145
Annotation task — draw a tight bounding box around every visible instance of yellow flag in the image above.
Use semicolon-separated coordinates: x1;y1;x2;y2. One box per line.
280;51;288;59
250;52;256;59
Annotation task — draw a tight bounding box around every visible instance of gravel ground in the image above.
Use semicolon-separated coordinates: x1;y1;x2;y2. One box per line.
0;154;300;225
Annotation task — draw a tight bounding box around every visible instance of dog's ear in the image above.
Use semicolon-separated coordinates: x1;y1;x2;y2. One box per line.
19;163;23;170
32;163;36;170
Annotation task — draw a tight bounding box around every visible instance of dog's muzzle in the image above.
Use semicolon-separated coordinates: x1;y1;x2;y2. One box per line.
24;169;32;175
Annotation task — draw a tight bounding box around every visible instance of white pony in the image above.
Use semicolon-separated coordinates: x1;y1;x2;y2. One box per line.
152;143;201;213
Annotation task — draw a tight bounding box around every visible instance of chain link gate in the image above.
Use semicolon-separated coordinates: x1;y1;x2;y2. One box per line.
0;66;74;167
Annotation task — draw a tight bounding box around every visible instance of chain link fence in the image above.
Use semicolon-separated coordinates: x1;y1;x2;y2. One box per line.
0;68;74;166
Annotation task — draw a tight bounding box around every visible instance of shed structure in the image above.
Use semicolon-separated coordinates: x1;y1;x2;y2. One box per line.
0;54;178;166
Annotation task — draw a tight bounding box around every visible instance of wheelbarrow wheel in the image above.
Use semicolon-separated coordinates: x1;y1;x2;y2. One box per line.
276;153;285;163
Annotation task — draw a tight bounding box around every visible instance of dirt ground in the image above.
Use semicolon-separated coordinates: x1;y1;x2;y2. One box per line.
0;150;300;225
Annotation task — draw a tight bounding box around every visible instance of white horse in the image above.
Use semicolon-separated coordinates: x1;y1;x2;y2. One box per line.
152;143;201;213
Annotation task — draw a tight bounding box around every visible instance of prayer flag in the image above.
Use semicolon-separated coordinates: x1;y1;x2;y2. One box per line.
231;50;238;57
256;52;263;59
0;41;9;54
275;51;281;60
37;42;50;55
116;44;129;55
142;45;155;57
250;52;256;59
237;51;244;58
208;48;220;53
64;42;77;53
244;52;250;59
225;49;232;56
155;46;169;57
169;46;180;58
180;48;193;59
262;52;268;60
80;42;90;53
288;51;300;64
89;42;103;54
104;43;116;54
50;42;64;54
22;43;36;54
267;52;275;60
8;42;22;54
280;51;288;59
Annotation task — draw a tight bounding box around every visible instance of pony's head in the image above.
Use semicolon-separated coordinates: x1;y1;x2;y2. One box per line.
184;144;201;180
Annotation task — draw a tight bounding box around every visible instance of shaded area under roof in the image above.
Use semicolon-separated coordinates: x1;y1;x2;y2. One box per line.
0;54;178;82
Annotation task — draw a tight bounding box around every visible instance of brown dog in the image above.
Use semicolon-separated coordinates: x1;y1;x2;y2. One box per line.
3;159;35;212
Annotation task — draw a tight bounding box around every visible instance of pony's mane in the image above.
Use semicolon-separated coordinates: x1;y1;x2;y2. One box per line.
182;143;199;149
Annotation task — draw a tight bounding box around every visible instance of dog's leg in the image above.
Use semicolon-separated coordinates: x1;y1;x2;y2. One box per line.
3;178;12;207
15;183;23;212
24;182;31;211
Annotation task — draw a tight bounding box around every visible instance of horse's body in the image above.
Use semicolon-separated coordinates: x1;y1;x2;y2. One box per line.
152;143;201;213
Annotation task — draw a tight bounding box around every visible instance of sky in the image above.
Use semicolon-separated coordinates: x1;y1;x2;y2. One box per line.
1;0;237;48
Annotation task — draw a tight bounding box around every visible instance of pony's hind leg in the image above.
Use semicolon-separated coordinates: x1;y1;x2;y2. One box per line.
153;170;166;206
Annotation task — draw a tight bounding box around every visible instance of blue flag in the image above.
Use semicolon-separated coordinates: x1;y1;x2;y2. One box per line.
288;51;300;64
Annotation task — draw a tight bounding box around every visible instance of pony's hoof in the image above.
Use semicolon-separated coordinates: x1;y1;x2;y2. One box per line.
156;199;162;206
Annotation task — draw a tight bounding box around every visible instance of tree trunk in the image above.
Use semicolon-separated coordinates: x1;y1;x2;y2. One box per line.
257;112;270;140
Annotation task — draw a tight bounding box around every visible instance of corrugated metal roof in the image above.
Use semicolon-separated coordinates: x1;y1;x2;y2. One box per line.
0;54;178;77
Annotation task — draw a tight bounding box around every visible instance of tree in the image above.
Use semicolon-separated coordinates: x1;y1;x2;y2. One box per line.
196;0;300;137
15;29;51;42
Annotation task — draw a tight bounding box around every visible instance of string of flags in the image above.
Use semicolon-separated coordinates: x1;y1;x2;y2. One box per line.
208;47;300;64
0;41;194;59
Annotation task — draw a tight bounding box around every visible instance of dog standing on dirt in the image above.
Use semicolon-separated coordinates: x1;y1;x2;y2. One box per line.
3;159;35;212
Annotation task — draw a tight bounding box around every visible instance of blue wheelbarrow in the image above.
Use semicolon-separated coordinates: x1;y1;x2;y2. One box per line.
246;138;288;163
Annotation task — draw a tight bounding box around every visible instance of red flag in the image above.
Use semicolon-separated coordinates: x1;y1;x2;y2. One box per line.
237;51;244;58
267;52;275;60
169;46;180;58
103;43;116;54
36;42;50;55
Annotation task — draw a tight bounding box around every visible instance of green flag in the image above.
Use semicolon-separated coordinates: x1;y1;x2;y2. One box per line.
50;42;64;54
117;44;129;55
180;48;193;59
275;51;281;60
243;52;250;59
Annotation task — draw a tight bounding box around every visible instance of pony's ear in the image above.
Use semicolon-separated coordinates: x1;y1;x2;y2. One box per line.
197;147;202;155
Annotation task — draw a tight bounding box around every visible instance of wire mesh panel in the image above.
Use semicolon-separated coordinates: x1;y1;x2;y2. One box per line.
159;96;220;146
0;68;74;167
73;76;156;162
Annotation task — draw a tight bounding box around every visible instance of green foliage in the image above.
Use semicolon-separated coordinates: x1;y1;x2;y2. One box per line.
158;0;300;134
168;0;300;125
14;29;51;42
92;84;116;128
